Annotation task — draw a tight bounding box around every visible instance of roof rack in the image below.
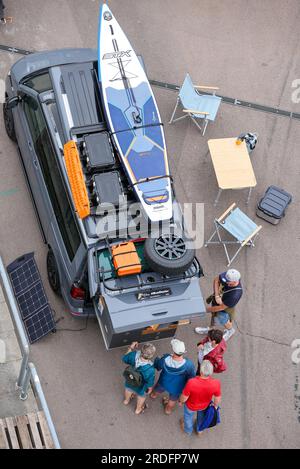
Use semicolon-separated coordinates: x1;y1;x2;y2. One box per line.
70;123;107;136
128;174;173;188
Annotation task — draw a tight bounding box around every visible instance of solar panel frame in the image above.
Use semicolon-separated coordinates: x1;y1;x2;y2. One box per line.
17;282;48;320
7;253;55;344
24;305;56;344
8;256;40;296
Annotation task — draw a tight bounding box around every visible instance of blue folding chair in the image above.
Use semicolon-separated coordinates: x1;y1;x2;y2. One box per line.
205;203;262;266
169;74;222;136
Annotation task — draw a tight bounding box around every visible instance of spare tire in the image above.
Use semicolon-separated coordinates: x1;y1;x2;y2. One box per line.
144;233;195;275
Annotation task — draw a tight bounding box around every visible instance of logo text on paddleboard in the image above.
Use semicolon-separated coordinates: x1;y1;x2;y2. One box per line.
103;50;132;60
104;12;112;21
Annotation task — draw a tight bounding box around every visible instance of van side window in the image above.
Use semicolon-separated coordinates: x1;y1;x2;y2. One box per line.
23;95;81;261
22;73;53;93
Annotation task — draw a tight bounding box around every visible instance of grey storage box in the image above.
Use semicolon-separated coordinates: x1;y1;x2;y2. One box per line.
93;172;125;207
256;186;292;225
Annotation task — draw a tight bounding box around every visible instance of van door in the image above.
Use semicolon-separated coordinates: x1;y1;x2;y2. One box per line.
18;86;85;295
19;91;53;238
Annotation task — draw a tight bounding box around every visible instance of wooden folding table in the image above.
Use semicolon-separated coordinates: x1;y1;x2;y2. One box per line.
208;137;257;205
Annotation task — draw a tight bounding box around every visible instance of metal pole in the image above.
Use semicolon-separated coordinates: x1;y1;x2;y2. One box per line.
28;363;61;449
20;365;31;401
0;256;30;388
0;255;60;448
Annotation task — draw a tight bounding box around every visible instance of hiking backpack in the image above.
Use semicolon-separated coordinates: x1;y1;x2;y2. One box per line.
123;365;144;388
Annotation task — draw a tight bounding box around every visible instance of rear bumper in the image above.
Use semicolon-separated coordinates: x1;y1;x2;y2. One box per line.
61;287;96;318
69;305;95;318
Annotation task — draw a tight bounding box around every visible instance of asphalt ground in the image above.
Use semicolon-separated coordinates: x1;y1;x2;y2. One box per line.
0;0;300;449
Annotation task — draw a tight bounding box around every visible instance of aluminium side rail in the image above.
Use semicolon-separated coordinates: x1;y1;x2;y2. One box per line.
0;255;61;449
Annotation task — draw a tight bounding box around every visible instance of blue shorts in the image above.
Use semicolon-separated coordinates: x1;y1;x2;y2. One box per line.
214;311;230;326
153;383;180;401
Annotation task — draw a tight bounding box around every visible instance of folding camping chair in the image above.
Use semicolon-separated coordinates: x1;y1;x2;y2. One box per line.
205;203;262;266
169;73;222;136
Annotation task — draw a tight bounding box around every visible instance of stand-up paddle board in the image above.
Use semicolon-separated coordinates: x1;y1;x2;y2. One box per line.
98;4;172;222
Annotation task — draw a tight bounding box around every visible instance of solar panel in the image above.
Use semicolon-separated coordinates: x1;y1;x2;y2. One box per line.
7;252;55;344
17;283;48;320
24;305;55;344
9;256;40;296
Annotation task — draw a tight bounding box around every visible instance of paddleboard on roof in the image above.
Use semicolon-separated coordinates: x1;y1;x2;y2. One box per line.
98;3;172;222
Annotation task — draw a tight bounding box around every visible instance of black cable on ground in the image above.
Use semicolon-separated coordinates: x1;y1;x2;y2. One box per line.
51;308;90;333
0;44;32;55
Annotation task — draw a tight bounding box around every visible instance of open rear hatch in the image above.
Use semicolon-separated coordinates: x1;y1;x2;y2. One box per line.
87;241;206;349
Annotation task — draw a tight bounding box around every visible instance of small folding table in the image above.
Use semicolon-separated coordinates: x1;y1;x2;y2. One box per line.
208;138;257;206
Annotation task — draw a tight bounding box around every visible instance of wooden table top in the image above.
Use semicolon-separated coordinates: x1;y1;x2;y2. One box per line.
208;138;257;190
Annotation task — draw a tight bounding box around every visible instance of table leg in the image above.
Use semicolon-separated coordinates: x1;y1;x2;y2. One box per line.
214;188;222;206
246;187;253;205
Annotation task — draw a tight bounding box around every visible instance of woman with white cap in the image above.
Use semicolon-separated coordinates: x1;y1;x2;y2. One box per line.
195;269;243;335
150;339;196;415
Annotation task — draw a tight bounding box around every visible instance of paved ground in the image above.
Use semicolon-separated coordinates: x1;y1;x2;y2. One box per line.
0;0;300;449
0;285;38;418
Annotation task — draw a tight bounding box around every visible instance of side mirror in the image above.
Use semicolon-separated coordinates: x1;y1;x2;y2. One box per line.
5;96;21;110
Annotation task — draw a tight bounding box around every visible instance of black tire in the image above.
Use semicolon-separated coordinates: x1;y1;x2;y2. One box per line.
144;233;195;275
47;249;61;295
3;102;17;142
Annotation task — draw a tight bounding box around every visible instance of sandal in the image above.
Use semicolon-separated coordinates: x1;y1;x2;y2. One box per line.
135;403;148;415
123;393;134;405
162;397;172;415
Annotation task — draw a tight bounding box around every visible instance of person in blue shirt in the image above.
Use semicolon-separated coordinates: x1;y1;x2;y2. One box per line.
150;339;196;415
122;341;156;415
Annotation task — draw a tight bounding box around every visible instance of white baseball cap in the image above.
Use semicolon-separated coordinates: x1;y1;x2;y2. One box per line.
225;269;241;282
171;339;186;355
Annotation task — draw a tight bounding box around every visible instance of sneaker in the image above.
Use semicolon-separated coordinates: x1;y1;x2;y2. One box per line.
194;327;209;335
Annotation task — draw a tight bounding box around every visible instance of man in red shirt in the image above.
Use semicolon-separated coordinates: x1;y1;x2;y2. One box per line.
179;360;221;435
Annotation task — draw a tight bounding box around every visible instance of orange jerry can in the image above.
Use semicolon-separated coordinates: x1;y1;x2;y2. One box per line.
111;242;142;277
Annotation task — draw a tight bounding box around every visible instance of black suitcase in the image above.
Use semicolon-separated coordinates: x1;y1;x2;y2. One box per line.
256;186;292;225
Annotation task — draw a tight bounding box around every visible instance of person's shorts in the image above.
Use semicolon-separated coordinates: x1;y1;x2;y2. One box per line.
153;383;180;401
125;387;146;398
214;311;230;326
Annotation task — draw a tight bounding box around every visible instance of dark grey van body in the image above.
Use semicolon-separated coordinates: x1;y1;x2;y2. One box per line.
4;48;206;348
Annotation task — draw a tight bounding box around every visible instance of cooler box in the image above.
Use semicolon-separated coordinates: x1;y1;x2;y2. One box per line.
256;186;292;225
112;242;142;277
